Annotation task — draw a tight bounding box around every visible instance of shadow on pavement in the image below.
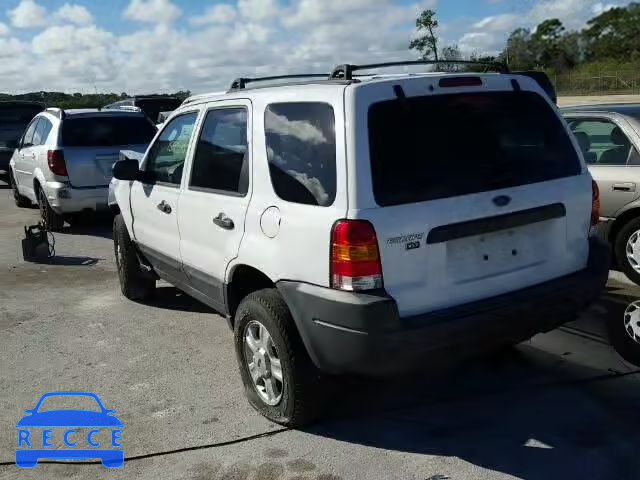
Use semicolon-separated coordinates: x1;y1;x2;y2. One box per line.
49;255;102;266
141;286;216;314
306;336;640;480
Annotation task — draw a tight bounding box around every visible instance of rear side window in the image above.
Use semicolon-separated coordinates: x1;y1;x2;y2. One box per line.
368;91;581;206
61;116;157;147
33;118;52;146
265;103;336;207
190;107;248;195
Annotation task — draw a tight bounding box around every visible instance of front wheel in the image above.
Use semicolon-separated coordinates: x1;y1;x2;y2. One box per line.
615;217;640;286
234;289;323;426
9;171;30;208
113;214;155;301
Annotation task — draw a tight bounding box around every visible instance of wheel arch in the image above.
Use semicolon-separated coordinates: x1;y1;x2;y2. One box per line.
610;207;640;246
225;264;276;325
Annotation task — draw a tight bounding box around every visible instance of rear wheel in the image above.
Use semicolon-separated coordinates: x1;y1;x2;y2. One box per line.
614;217;640;286
9;171;30;208
608;300;640;367
234;289;323;426
37;186;64;232
113;214;155;301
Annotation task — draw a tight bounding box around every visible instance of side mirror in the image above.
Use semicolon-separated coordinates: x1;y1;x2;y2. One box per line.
113;159;140;181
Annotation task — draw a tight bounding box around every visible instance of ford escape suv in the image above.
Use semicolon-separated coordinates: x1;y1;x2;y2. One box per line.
111;61;609;426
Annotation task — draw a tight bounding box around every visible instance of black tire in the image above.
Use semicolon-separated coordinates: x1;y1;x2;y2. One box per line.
608;301;640;367
37;186;64;232
234;289;323;427
9;171;30;208
113;214;155;301
614;216;640;286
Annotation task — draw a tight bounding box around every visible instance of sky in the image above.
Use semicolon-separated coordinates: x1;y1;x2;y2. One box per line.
0;0;632;94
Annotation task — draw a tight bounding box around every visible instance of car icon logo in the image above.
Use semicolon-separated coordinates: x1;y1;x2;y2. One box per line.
15;391;123;468
492;195;511;207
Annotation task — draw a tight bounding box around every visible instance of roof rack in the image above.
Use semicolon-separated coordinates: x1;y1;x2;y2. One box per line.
229;74;329;90
45;107;65;120
329;60;510;80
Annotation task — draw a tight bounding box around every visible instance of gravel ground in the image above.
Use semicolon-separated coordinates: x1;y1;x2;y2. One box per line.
1;170;640;480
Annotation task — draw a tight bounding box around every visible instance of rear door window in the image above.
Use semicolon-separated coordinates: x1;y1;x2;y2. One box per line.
21;118;40;147
368;91;581;206
265;102;336;207
61;116;157;147
569;118;638;165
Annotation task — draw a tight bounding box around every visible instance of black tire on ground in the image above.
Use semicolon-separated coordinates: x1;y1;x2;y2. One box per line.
614;216;640;286
234;288;323;427
37;186;64;232
113;214;155;301
607;303;640;367
9;171;31;208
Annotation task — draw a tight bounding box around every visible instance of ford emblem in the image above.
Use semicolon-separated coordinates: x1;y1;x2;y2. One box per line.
493;195;511;207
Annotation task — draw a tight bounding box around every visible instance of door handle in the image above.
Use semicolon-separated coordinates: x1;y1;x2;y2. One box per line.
157;200;172;214
612;183;636;192
213;212;234;230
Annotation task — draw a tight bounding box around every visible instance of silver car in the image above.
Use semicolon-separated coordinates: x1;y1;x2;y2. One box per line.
9;108;156;231
564;104;640;364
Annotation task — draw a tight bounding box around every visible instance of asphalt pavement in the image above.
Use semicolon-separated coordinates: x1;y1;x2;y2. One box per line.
1;171;639;480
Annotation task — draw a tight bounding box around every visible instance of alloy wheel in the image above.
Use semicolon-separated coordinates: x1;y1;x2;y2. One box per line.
243;320;284;406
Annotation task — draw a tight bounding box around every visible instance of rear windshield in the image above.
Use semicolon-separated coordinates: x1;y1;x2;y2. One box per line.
0;105;43;125
61;116;157;147
368;91;581;206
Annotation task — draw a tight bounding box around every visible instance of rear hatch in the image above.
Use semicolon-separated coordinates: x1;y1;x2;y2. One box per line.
61;115;156;187
349;77;592;316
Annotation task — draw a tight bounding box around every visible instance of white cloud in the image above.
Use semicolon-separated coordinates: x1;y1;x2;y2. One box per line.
190;4;237;25
54;3;94;26
237;0;278;21
592;2;619;15
123;0;182;24
528;0;607;29
472;13;519;32
8;0;47;29
0;22;10;36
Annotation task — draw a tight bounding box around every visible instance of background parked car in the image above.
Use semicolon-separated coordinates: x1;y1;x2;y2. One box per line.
0;101;44;172
102;95;182;124
9;108;156;231
563;104;640;365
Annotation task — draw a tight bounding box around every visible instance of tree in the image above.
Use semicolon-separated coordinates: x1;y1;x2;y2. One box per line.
410;9;439;61
440;44;462;71
502;28;535;70
583;3;640;61
531;18;566;68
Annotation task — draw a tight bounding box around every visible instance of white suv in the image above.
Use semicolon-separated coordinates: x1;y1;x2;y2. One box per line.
111;62;609;426
9;108;156;231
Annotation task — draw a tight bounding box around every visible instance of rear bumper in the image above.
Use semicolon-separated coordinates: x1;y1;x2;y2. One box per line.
277;238;610;376
44;182;109;214
592;217;614;243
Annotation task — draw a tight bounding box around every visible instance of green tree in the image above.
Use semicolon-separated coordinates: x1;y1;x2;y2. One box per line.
502;28;535;70
584;3;640;61
440;44;462;71
410;9;439;61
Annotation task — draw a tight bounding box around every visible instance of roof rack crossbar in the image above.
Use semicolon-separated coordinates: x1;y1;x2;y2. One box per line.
330;60;510;80
230;74;329;90
45;107;65;120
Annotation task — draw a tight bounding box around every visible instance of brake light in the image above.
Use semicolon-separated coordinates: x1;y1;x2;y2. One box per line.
439;76;483;88
331;220;383;291
47;150;68;177
592;180;600;226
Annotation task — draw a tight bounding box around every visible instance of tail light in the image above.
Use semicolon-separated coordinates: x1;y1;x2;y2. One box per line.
331;220;383;291
439;76;482;88
591;180;600;226
47;150;68;177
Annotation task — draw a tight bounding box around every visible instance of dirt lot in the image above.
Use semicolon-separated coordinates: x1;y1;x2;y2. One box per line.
1;170;640;480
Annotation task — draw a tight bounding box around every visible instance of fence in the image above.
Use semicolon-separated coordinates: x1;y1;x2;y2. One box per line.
553;71;640;96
